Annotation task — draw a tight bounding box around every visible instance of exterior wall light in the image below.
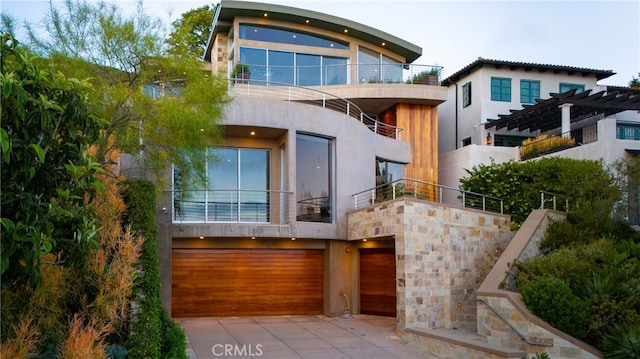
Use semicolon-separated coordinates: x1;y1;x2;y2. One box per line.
486;132;492;145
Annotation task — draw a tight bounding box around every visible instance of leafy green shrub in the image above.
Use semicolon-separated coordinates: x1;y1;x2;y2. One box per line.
460;158;619;227
601;322;640;359
515;239;613;288
161;310;187;359
123;180;162;358
521;277;589;339
122;179;187;359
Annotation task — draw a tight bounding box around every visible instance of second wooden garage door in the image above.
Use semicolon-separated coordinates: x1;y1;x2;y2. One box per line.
360;248;396;317
172;249;323;317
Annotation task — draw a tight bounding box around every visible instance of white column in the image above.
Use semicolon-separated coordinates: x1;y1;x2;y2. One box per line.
559;103;573;136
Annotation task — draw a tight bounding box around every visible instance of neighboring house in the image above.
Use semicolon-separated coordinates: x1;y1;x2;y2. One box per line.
438;58;640;212
161;0;447;319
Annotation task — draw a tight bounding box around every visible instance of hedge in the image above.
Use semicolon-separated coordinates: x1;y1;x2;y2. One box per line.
122;179;186;359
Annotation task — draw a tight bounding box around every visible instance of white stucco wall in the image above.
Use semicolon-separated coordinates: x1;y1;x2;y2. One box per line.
439;66;602;154
439;145;518;190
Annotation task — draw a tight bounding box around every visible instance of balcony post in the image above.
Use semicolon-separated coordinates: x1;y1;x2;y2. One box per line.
560;103;573;137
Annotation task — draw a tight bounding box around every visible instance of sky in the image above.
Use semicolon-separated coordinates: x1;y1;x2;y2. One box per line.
1;0;638;86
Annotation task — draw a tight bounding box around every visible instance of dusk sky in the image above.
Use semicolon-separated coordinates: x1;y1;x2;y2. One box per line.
2;0;638;86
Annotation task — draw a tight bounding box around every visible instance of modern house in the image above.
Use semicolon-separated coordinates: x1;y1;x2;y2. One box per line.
161;0;448;319
438;58;640;208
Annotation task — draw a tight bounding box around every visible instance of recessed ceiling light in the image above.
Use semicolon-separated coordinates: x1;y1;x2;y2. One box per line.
263;13;268;17
199;236;204;240
343;29;348;33
250;131;256;136
305;19;310;24
381;42;386;46
291;237;296;241
363;238;368;242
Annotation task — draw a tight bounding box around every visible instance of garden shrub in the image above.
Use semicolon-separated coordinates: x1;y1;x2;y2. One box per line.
123;179;187;359
521;277;589;339
601;322;640;359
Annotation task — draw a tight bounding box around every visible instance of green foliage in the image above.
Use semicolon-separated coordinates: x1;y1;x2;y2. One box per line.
460;158;619;226
27;0;231;183
630;73;640;89
0;34;105;288
166;4;216;60
520;277;590;339
601;322;640;359
161;310;187;359
515;239;613;288
123;179;186;359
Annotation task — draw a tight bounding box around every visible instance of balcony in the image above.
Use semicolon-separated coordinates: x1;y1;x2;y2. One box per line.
168;189;293;224
230;63;442;87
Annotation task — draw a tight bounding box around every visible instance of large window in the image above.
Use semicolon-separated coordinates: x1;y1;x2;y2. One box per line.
520;80;540;104
296;134;332;223
462;82;472;108
239;24;348;50
239;47;347;86
491;77;511;102
358;47;403;83
376;158;405;186
173;148;270;223
559;83;585;94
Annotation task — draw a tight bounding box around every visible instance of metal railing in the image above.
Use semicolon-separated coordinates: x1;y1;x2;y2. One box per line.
231;63;442;87
477;298;553;347
351;178;504;214
168;189;293;224
540;190;569;211
519;124;599;161
230;78;403;139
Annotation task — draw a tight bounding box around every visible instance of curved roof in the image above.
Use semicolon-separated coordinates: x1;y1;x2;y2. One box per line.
441;58;615;86
204;0;422;63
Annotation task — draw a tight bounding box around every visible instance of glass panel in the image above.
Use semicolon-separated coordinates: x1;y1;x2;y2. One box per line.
208;148;238;222
268;51;294;85
381;55;402;83
239;47;267;83
173;166;206;222
323;56;347;85
239;149;269;222
296;53;321;86
239;24;348;49
358;47;380;83
297;134;332;223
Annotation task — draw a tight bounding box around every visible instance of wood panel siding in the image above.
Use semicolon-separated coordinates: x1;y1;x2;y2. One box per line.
172;249;323;317
360;248;396;317
395;104;438;184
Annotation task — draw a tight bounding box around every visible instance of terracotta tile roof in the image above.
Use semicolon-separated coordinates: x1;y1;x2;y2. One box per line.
441;58;615;86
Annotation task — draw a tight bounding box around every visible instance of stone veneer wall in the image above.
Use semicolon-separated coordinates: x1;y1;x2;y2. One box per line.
347;198;513;331
477;210;602;358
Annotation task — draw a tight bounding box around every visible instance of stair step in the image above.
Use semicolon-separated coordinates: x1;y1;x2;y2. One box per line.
405;327;527;358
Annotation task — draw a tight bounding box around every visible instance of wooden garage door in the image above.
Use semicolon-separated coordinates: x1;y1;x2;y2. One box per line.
172;249;323;317
360;248;396;317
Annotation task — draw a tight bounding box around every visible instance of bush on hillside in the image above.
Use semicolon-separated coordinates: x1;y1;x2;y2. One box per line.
520;277;589;339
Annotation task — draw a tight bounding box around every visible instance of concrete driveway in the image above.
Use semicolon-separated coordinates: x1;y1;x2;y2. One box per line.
177;314;430;359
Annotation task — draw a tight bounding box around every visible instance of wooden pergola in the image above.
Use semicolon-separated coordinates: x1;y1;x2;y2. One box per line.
485;89;640;133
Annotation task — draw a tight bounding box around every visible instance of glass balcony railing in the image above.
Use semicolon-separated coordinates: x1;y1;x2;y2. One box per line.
230;63;442;87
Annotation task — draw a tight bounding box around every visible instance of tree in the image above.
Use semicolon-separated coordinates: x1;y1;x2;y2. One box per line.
165;4;216;60
0;34;105;288
630;73;640;88
26;0;230;183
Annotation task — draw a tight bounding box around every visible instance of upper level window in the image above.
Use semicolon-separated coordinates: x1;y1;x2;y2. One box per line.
520;80;540;104
462;137;472;147
376;158;405;186
559;83;585;94
239;24;348;50
491;77;511;102
239;47;347;86
358;47;402;83
462;82;472;108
